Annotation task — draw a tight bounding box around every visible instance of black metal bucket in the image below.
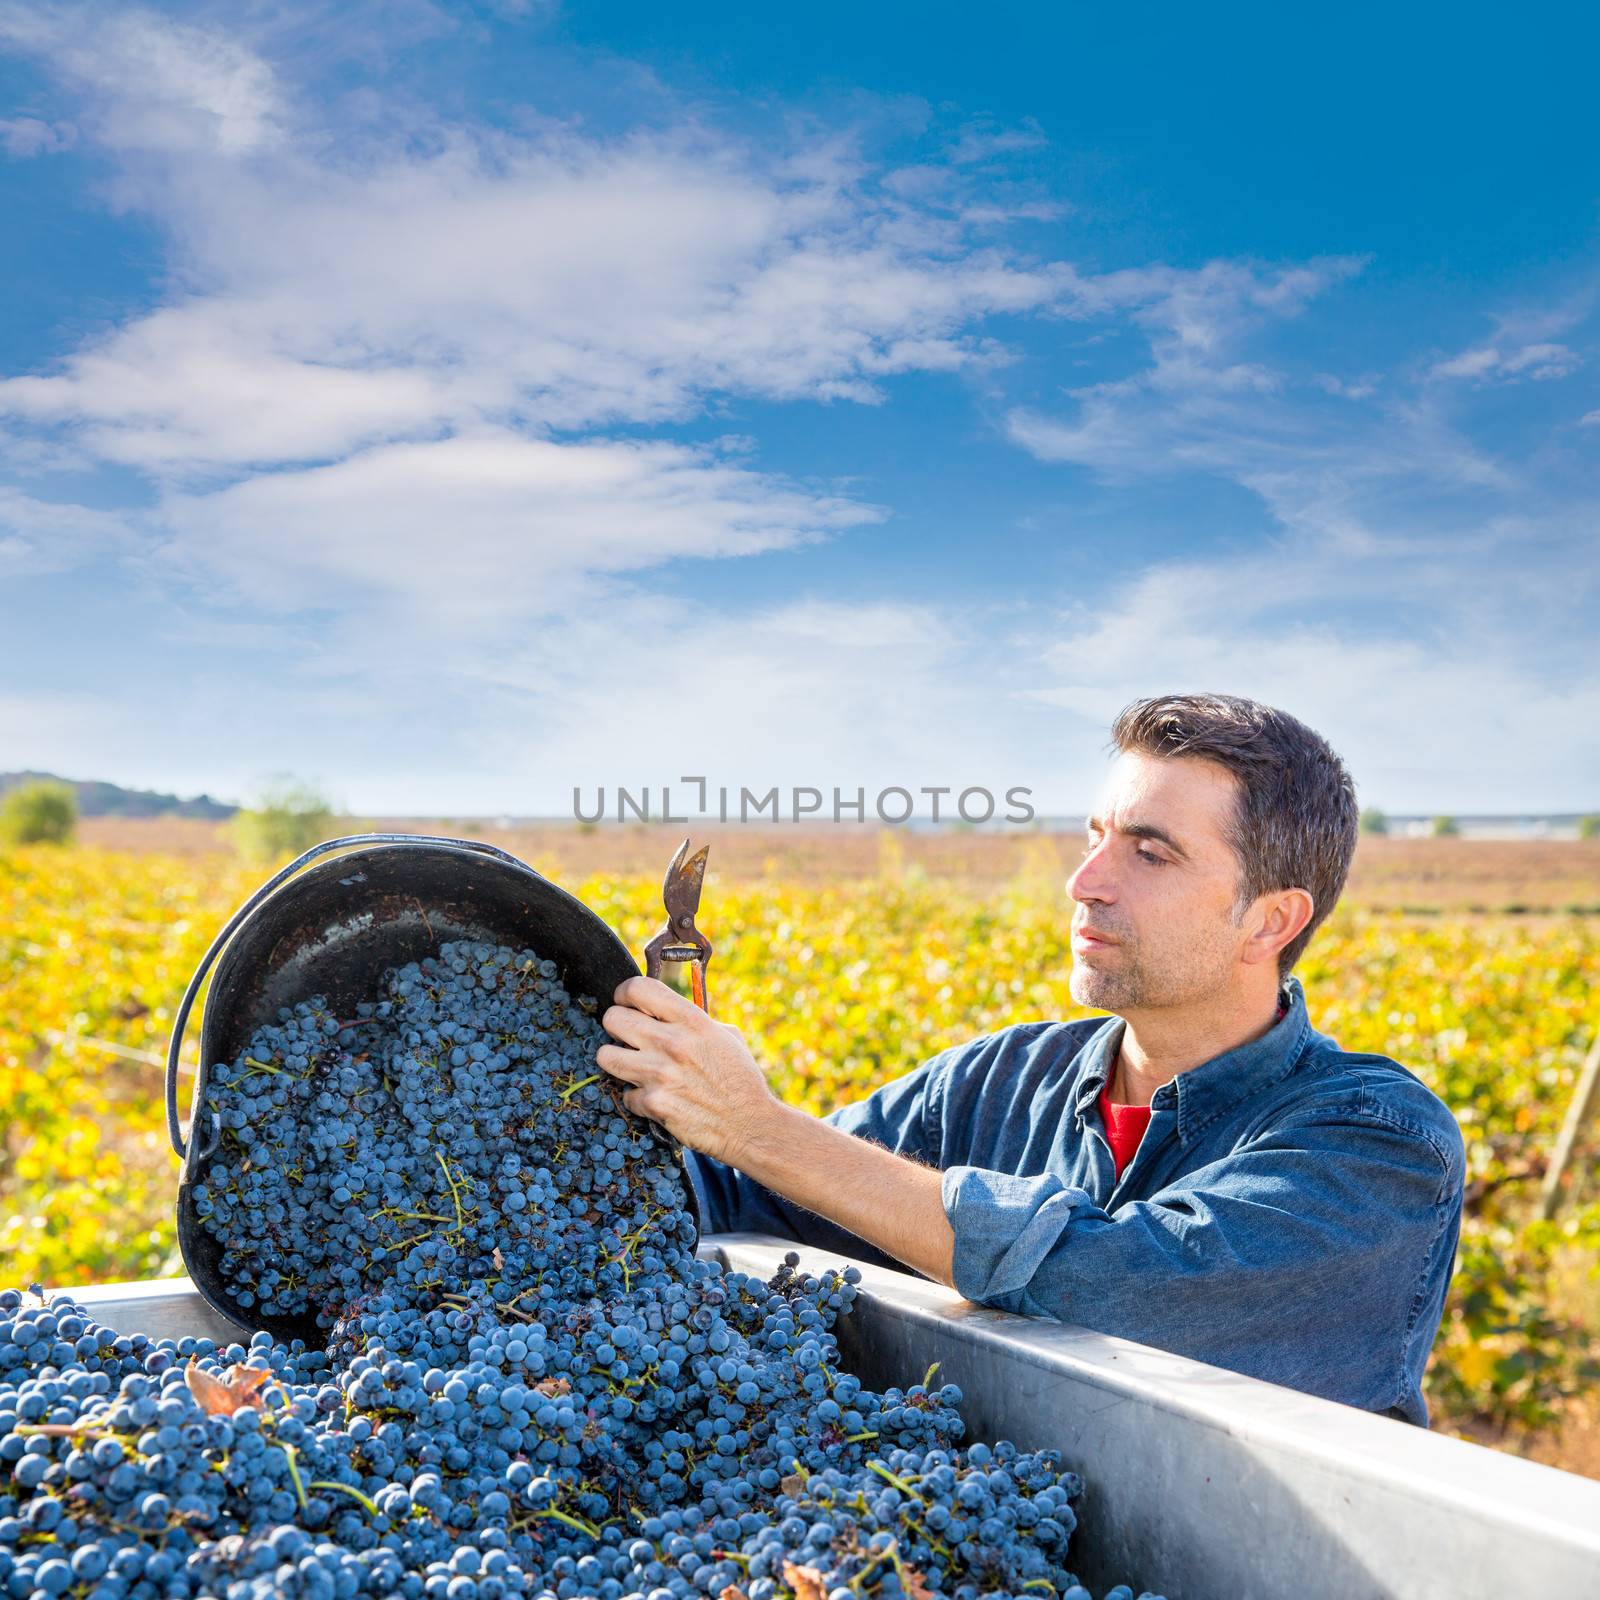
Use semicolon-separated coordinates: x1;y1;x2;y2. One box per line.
164;832;691;1344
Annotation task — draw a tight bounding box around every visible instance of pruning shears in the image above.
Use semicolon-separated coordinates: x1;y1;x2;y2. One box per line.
643;838;713;1014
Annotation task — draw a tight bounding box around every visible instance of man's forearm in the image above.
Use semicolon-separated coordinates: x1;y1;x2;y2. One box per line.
596;976;957;1284
732;1102;956;1286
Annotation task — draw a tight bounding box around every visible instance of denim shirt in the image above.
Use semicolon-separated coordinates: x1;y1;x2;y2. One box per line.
686;974;1467;1427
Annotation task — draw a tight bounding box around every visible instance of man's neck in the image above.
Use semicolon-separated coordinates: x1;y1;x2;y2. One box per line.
1110;985;1283;1107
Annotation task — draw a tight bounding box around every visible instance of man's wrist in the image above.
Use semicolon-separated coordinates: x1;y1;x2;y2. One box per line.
726;1097;811;1184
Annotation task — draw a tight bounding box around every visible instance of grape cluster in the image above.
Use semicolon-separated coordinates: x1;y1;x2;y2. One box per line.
0;939;1170;1600
190;943;695;1325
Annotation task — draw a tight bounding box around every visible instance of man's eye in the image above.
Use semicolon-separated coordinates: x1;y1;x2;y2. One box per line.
1080;840;1166;866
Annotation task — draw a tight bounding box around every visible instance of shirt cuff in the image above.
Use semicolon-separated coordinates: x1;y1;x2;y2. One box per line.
941;1164;1098;1308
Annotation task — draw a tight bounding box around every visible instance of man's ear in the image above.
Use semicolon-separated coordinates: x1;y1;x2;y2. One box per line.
1242;887;1314;968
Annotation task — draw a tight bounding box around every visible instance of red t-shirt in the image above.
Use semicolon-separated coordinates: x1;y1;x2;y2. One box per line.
1099;1001;1288;1177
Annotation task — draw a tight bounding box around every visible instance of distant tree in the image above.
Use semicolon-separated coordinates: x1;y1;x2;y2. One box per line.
1430;814;1460;838
1359;807;1388;836
230;778;339;864
1579;814;1600;840
0;779;76;845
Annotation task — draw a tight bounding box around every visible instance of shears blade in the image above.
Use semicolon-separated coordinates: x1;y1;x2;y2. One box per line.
663;837;709;923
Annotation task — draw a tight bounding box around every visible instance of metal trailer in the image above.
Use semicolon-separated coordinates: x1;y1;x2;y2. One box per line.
63;1233;1600;1600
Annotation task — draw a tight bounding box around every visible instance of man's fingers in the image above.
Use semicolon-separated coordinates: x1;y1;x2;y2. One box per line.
622;1087;665;1123
600;1003;668;1047
613;974;701;1024
596;1042;650;1083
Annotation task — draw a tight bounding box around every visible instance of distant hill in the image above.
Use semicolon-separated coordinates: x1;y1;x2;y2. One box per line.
0;771;237;820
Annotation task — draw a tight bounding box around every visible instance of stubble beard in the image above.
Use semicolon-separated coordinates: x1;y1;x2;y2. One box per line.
1069;923;1238;1014
1070;943;1152;1012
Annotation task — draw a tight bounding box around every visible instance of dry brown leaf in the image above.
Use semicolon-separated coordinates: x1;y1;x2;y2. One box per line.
492;1247;505;1271
719;1588;749;1600
781;1561;827;1600
780;1473;807;1500
533;1377;573;1398
903;1567;935;1600
184;1358;272;1416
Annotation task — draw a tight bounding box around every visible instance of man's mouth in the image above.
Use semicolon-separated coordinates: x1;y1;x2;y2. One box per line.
1073;927;1120;947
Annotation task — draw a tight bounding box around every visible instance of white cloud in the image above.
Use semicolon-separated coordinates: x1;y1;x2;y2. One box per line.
0;6;1594;817
1430;347;1498;382
0;13;1069;477
1430;341;1582;383
999;258;1600;809
1426;291;1593;387
946;118;1048;166
0;137;1065;470
456;593;1050;810
0;3;285;155
17;542;1595;814
0;3;1086;812
1068;257;1364;358
182;589;1066;815
0;116;75;157
1003;254;1550;569
1;307;450;471
1005;256;1375;480
0;486;135;577
1018;551;1600;812
150;429;882;628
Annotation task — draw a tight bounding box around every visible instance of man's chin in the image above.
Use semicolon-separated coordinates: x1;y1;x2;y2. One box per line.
1069;965;1127;1010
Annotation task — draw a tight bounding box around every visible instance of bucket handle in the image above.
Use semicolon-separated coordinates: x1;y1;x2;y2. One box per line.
166;832;531;1163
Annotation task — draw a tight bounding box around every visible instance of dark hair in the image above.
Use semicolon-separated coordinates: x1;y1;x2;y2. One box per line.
1109;692;1359;979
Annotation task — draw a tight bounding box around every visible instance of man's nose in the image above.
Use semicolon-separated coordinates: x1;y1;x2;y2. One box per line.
1067;840;1115;903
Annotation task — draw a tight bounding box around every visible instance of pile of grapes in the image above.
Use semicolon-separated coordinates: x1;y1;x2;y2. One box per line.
0;940;1168;1600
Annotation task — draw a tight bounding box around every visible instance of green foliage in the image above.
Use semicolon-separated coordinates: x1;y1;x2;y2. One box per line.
1425;1210;1600;1430
229;778;340;864
1579;814;1600;840
1305;917;1600;1431
0;779;77;846
1359;807;1388;836
1431;814;1461;837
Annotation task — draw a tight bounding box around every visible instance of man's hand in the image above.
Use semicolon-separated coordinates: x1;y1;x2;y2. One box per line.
598;976;778;1167
599;974;957;1287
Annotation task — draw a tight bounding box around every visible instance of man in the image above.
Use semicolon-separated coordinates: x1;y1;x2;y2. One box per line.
598;693;1467;1426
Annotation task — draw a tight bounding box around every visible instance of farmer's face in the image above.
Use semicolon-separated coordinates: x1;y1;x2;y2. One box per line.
1066;750;1254;1013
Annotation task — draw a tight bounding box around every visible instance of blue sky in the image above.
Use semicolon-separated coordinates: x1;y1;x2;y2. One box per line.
0;1;1596;815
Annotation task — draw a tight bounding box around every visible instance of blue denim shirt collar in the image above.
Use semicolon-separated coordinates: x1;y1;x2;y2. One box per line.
1072;973;1315;1145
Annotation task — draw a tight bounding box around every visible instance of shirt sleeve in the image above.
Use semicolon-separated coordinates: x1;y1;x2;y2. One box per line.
941;1109;1465;1402
685;1049;952;1269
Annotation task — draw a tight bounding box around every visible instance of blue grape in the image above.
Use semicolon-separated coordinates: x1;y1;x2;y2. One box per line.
0;939;1170;1600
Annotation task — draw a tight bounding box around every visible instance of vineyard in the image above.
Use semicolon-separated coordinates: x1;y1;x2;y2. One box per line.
2;830;1599;1475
